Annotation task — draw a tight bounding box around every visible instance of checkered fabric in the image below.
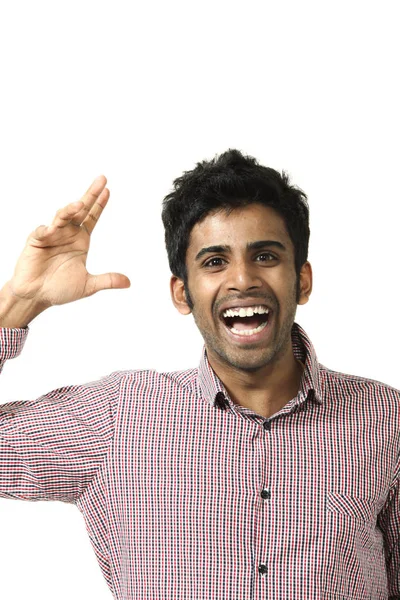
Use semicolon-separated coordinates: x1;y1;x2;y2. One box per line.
0;323;399;599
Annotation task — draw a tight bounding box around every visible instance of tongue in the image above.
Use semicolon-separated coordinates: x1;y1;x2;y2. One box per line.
231;316;262;331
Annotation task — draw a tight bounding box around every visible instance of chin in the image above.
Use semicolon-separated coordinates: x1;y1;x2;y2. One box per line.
219;348;278;372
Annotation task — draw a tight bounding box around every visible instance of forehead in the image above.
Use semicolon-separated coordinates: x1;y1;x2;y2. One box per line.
187;204;293;255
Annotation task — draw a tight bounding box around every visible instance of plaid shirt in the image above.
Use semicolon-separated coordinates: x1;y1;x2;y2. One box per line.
0;323;399;599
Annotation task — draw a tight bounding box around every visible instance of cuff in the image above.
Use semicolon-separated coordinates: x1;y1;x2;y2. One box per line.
0;327;29;361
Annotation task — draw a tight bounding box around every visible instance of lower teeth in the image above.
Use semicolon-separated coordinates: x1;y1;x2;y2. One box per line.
230;320;268;336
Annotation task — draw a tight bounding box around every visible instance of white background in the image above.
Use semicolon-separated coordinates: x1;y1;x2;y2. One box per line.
0;1;399;598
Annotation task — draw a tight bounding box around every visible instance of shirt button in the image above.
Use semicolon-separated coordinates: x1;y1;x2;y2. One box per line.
261;489;271;499
215;392;226;409
263;419;271;431
258;564;268;575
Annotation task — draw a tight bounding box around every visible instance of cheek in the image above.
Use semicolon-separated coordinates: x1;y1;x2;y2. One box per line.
270;272;298;306
284;282;300;308
187;280;220;319
189;274;221;301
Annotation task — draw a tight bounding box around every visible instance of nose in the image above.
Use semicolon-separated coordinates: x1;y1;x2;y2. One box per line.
225;260;262;293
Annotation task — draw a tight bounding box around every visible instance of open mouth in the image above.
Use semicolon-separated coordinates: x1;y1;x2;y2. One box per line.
221;305;270;337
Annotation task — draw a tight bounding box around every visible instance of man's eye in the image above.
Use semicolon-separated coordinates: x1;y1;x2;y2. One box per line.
204;257;225;268
256;253;277;262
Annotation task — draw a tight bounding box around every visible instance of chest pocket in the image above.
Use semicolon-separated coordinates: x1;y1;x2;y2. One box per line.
326;490;381;555
327;491;375;524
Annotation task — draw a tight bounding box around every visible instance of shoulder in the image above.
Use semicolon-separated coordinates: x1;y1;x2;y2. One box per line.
319;363;400;406
116;366;198;395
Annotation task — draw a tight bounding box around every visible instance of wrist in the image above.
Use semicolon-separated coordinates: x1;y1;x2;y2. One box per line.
0;281;47;328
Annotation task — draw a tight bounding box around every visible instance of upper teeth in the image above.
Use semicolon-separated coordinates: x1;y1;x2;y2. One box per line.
222;305;269;318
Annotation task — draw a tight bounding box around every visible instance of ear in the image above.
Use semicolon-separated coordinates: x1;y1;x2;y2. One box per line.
298;261;313;306
170;276;192;315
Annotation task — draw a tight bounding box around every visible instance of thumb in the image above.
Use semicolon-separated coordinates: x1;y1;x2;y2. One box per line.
85;272;131;297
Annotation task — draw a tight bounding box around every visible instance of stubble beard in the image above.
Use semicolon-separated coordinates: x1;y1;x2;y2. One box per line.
192;292;298;374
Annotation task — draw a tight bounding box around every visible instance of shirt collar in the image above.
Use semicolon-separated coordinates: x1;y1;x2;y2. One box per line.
198;322;324;409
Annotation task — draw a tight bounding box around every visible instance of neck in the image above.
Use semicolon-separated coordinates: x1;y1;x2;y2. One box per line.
207;343;304;419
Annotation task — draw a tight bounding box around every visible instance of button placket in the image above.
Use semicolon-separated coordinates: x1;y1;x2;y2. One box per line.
259;417;272;579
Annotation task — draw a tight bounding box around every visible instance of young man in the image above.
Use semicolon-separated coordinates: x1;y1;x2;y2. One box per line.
0;150;399;599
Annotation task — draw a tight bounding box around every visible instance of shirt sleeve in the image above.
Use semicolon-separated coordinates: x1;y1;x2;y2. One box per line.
378;452;400;599
0;327;122;504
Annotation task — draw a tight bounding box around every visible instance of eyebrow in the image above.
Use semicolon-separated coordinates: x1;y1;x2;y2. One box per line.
195;240;287;261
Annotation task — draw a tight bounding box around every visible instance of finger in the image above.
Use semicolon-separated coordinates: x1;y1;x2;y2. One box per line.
29;176;108;242
85;272;131;297
30;224;53;242
83;175;107;202
74;187;110;235
50;200;86;229
51;175;108;230
29;222;67;247
79;175;108;214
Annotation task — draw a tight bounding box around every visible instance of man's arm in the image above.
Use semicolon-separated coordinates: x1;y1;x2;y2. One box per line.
378;455;400;599
0;175;130;501
0;342;123;502
0;325;123;502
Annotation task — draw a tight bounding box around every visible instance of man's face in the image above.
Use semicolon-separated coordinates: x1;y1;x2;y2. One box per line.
171;204;311;372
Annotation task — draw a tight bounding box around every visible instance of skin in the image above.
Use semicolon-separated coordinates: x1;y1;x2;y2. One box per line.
171;204;312;418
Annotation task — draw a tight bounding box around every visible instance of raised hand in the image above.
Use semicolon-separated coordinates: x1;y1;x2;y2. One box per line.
6;176;131;311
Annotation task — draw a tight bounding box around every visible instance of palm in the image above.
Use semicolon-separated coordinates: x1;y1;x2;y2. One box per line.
14;229;90;305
